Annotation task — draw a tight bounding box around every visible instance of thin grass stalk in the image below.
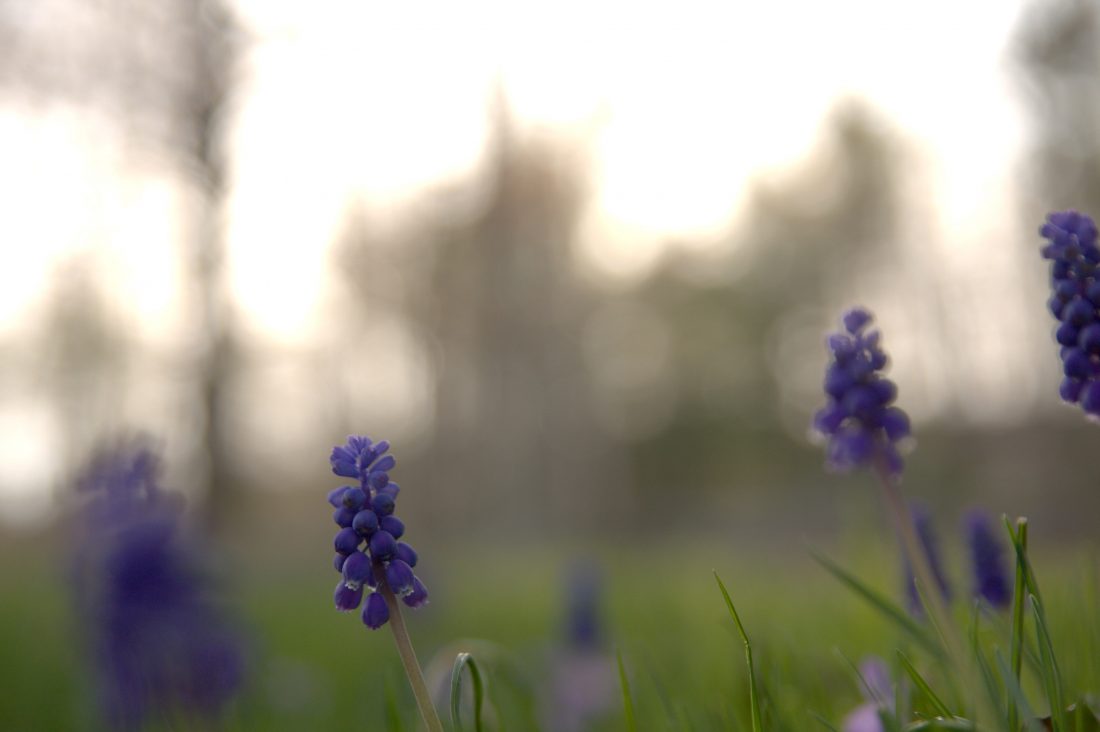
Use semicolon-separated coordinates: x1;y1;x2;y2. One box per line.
1008;517;1029;732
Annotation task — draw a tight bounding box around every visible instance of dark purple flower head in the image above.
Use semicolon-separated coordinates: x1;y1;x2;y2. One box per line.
904;503;952;615
964;510;1012;609
813;308;911;476
74;443;245;730
326;436;428;630
563;565;603;650
1040;210;1100;418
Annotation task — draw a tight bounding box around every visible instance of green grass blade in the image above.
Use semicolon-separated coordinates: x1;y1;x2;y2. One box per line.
810;551;942;658
1005;516;1027;732
810;711;840;731
1030;595;1066;732
384;676;406;732
897;650;953;719
994;647;1042;732
968;602;1005;725
714;571;763;732
449;652;486;732
616;650;639;732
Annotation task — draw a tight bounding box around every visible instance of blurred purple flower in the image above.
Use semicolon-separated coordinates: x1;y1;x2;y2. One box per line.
543;565;615;732
1039;210;1100;418
75;442;245;730
842;656;894;732
903;503;952;615
812;308;911;476
964;510;1012;609
327;436;428;630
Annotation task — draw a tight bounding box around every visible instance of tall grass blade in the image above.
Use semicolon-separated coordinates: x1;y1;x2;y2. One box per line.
617;650;638;732
994;647;1042;732
1030;595;1066;732
897;650;953;719
449;652;486;732
968;602;1005;726
714;571;763;732
810;551;942;658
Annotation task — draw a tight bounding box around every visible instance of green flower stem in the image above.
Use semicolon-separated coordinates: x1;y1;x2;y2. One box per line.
380;582;444;732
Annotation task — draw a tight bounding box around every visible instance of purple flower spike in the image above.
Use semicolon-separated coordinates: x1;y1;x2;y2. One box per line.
964;510;1011;609
363;592;390;629
324;436;429;630
74;442;245;729
812;308;911;476
1039;211;1100;419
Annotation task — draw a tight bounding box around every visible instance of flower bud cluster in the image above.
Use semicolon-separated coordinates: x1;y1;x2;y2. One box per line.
812;308;911;476
328;436;427;629
1039;210;1100;417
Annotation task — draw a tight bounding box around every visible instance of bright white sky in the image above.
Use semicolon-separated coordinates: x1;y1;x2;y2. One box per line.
0;0;1039;522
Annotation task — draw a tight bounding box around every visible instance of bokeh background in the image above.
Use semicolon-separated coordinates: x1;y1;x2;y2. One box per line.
2;0;1099;729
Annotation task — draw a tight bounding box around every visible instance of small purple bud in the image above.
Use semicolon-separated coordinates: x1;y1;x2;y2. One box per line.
1080;324;1100;354
1064;297;1094;327
843;308;873;335
333;554;347;572
363;592;389;629
402;576;428;608
825;365;856;399
1056;322;1079;346
880;407;910;442
1082;381;1100;415
333;506;356;528
334;527;361;555
1061;377;1084;404
380;515;405;540
335;581;364;612
352;509;379;536
367;471;389;490
328;486;351;508
342;551;374;589
1063;348;1090;378
384;559;415;595
371;493;396;517
379;482;400;498
369;530;397;561
395;542;418;568
341;487;367;511
813;403;847;435
371;455;396;473
869;378;897;405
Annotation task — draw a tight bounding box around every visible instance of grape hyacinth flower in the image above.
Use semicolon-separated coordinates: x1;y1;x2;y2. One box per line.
327;436;428;627
1039;210;1100;417
326;436;442;732
74;442;244;730
964;509;1012;609
841;656;895;732
812;307;911;477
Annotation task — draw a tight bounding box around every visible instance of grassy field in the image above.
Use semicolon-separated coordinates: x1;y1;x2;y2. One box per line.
1;529;1097;731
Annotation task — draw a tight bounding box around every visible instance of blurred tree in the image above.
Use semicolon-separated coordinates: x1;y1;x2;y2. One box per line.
624;102;907;528
335;102;630;535
0;0;244;528
1015;0;1100;212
